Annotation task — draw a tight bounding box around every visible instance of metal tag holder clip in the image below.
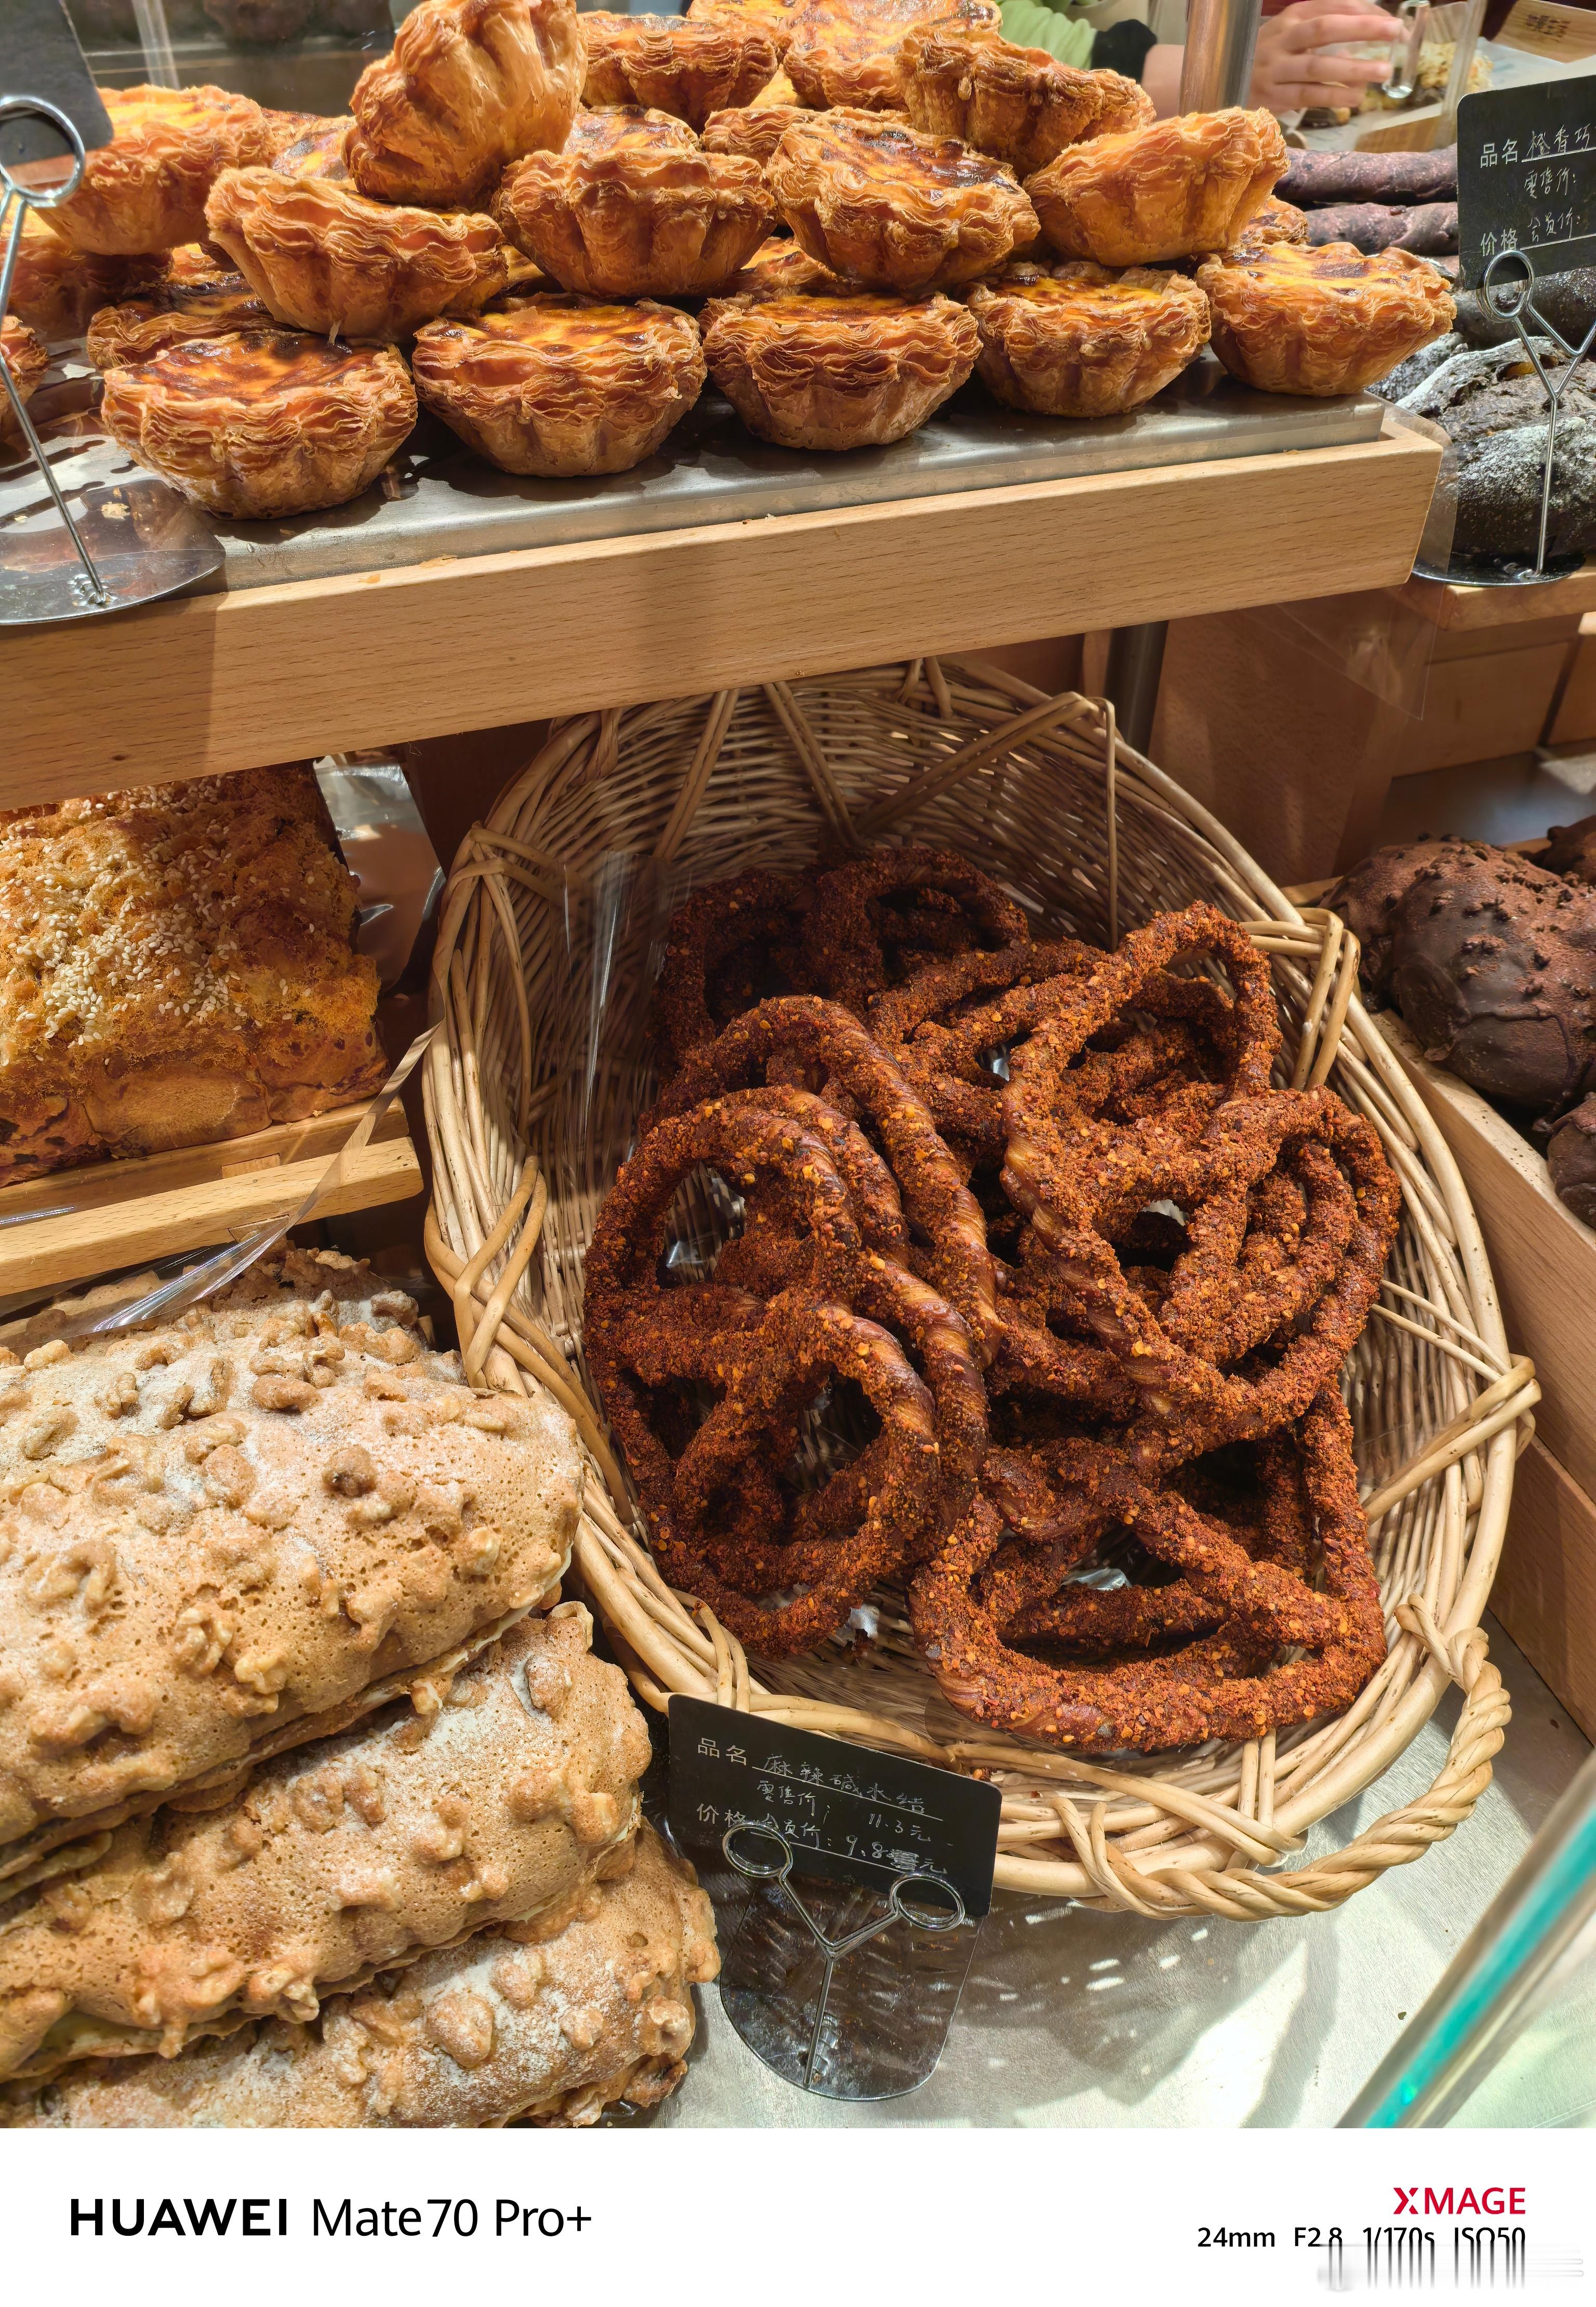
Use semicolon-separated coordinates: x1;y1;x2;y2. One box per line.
1481;245;1596;581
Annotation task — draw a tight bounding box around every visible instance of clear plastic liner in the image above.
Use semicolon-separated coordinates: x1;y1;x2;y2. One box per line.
314;751;443;991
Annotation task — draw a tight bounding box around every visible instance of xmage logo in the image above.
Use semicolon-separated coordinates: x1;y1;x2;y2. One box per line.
1393;2188;1526;2217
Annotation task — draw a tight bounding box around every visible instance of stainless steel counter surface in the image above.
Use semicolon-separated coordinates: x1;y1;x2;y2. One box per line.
656;1616;1590;2129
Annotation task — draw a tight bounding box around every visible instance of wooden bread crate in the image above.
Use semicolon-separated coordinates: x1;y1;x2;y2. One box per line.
0;1098;423;1303
1377;1012;1596;1734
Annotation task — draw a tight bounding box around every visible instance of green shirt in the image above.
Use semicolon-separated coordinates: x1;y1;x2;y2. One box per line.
999;0;1098;65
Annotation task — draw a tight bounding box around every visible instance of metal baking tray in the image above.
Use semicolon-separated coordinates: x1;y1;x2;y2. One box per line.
2;352;1386;596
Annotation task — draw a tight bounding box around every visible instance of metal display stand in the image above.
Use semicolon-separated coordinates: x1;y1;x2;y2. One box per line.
0;91;220;624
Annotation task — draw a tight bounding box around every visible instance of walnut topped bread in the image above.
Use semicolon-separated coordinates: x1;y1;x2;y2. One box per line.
0;1607;644;2083
0;764;384;1185
4;1824;717;2127
0;1247;581;1886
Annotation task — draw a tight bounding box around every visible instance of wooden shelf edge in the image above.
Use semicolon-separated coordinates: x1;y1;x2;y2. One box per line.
1;426;1442;801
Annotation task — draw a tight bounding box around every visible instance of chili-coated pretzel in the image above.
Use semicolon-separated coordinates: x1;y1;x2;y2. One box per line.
656;867;817;1067
912;1390;1386;1749
645;995;1001;1362
801;843;1032;1014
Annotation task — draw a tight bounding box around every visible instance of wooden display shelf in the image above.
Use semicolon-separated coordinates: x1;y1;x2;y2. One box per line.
1493;1435;1596;1745
1;419;1441;804
1391;558;1596;632
0;1098;422;1302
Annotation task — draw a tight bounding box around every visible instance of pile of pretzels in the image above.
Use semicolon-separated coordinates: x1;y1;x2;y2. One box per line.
583;847;1399;1753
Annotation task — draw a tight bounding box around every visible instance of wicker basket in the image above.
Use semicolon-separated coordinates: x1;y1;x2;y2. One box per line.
423;656;1534;1920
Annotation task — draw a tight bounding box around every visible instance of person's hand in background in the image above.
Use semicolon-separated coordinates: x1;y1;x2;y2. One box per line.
1248;0;1397;110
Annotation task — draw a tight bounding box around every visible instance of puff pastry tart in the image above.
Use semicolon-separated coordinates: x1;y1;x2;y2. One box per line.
86;266;271;369
496;108;773;298
99;329;417;518
206;168;503;339
702;287;977;448
1197;241;1455;397
1230;191;1307;250
702;102;822;165
1026;107;1287;267
720;233;842;296
901;31;1152;176
4;213;143;339
0;320;48;447
269;115;353;180
768;111;1036;295
581;14;781;130
347;0;583;210
967;258;1208;417
687;0;804;55
785;0;999;110
413;292;705;473
39;85;275;256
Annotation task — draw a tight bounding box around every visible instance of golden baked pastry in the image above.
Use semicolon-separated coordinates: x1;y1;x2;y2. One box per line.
258;107;328;157
1230;191;1307;250
100;328;417;520
162;242;238;288
0;1611;647;2082
413;293;705;475
205;168;497;338
0;318;48;447
900;30;1152;175
701;101;821;165
581;13;781;129
702;287;978;448
784;0;999;111
1026;107;1287;267
687;0;804;55
0;766;381;1182
347;0;583;210
1198;240;1455;396
269;115;353;180
495;108;773;298
720;233;842;296
40;85;275;256
0;1243;580;1886
4;213;145;340
85;267;271;369
967;258;1209;417
3;1825;717;2128
768;110;1036;294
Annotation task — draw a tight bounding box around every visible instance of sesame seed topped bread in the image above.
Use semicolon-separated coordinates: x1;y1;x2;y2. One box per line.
0;763;385;1187
4;1823;717;2127
0;1248;581;1886
0;1607;647;2084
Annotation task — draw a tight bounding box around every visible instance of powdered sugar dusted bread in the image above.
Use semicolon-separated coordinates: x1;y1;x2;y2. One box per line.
0;1607;646;2083
4;1825;717;2126
0;1249;580;1884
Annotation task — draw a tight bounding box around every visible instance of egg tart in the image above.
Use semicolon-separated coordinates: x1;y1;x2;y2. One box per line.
4;212;143;339
269;116;353;181
785;0;998;110
900;31;1151;175
86;264;272;368
720;233;842;296
413;293;706;473
41;85;275;256
701;102;823;165
1197;241;1455;397
205;168;501;339
701;287;977;448
495;108;773;298
581;14;781;129
768;110;1036;294
1026;107;1287;267
99;329;417;518
0;319;48;447
687;0;804;54
347;0;583;210
1229;192;1307;252
966;258;1208;417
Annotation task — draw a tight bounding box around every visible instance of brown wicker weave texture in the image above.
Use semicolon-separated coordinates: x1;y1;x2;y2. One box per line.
423;657;1532;1919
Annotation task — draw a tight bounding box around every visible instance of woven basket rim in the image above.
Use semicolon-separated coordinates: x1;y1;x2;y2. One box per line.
422;655;1528;1919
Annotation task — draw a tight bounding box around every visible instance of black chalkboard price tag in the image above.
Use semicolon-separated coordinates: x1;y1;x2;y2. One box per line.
0;1;112;171
667;1695;1001;1918
1456;80;1596;289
